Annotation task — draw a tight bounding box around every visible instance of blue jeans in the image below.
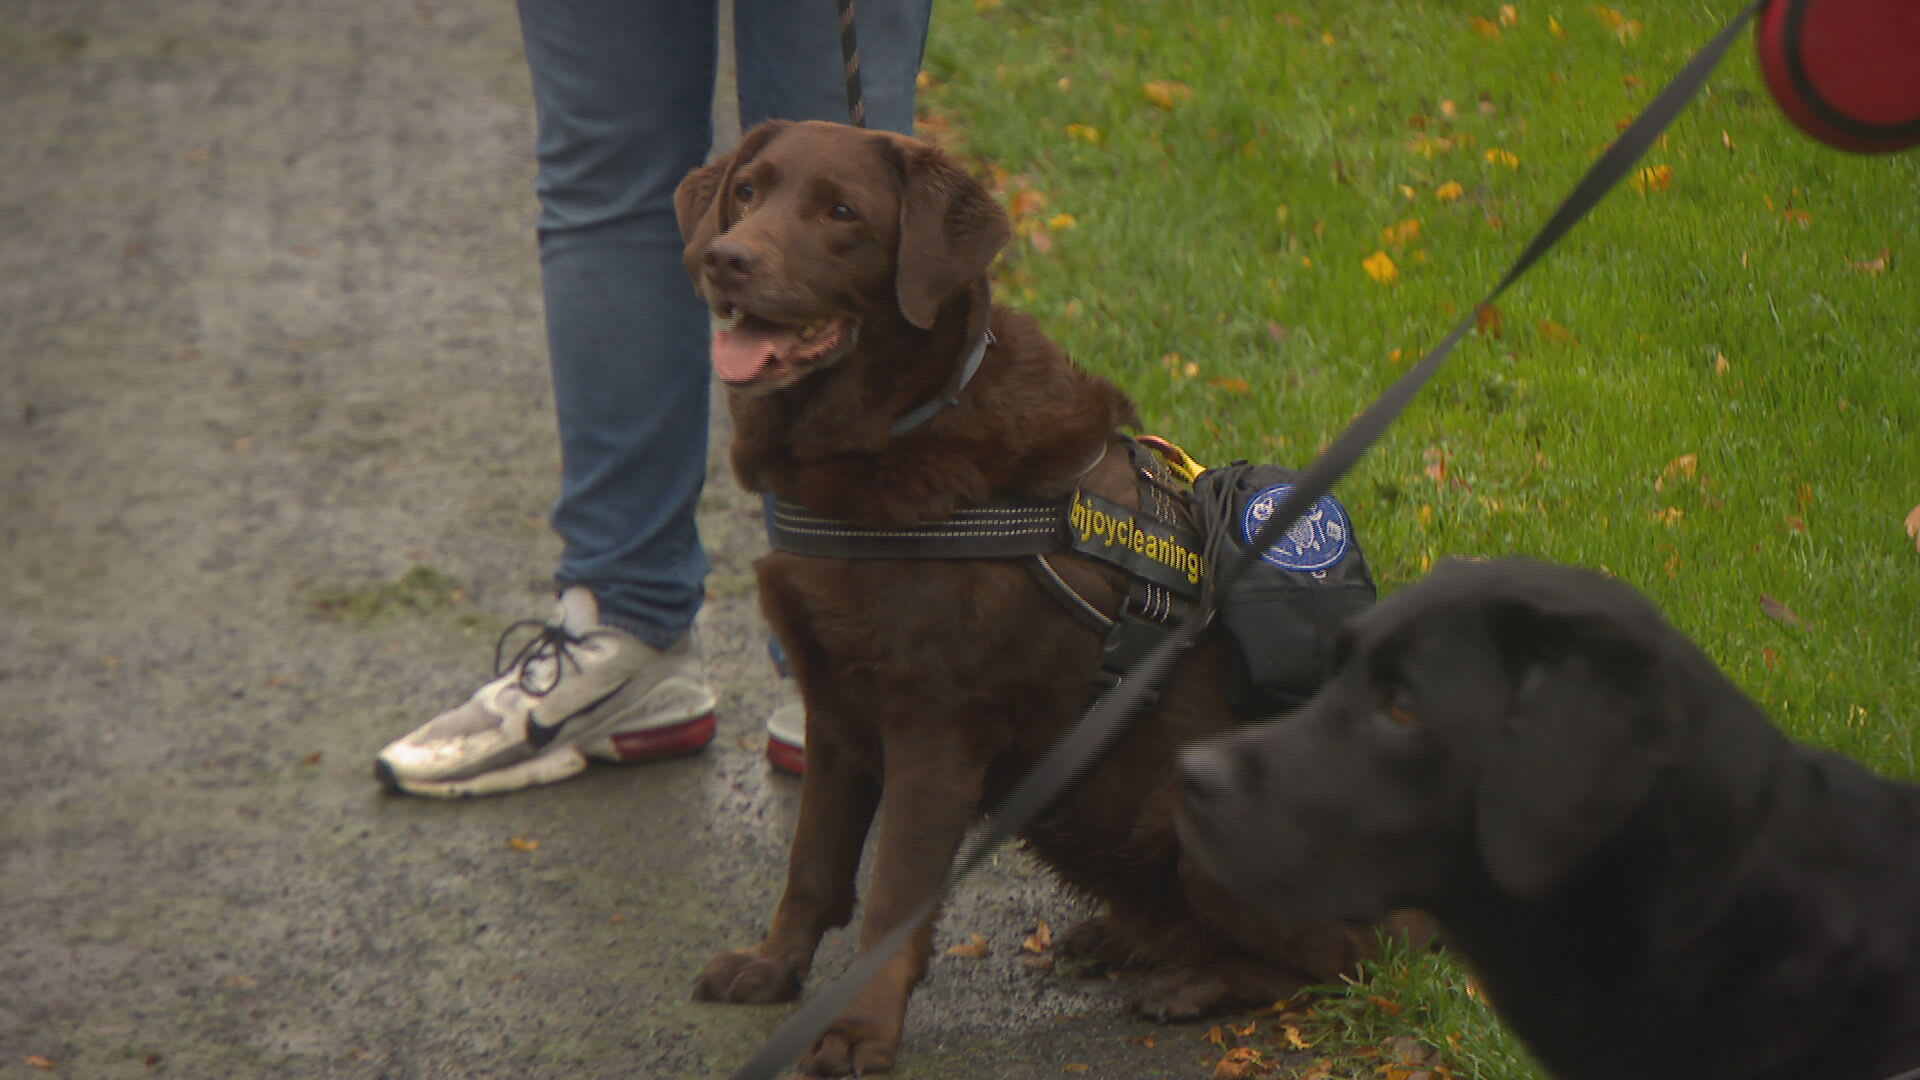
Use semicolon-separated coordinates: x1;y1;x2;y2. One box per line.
517;0;932;649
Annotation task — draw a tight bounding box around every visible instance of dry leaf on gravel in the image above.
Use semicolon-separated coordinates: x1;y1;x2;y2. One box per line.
946;933;989;958
1021;918;1053;954
1213;1047;1268;1079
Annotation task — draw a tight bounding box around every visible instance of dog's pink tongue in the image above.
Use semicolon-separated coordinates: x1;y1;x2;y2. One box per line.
712;326;792;385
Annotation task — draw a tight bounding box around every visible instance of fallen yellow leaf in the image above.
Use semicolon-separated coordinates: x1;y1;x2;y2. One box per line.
1047;212;1077;230
1022;918;1053;953
1143;80;1195;110
1061;1065;1089;1074
1382;218;1422;247
1849;247;1890;275
1213;1047;1265;1079
1550;15;1567;37
1006;188;1048;218
1486;147;1519;169
26;1055;55;1070
1905;505;1920;553
508;834;539;852
1363;250;1399;284
1435;180;1465;202
1064;123;1101;144
1500;4;1519;25
1469;15;1502;38
1629;163;1673;194
1536;318;1577;345
947;933;990;958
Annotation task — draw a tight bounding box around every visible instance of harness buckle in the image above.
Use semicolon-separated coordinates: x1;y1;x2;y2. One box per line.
1095;606;1182;700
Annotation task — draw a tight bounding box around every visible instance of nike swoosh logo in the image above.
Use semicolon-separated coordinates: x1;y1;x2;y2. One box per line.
525;678;632;751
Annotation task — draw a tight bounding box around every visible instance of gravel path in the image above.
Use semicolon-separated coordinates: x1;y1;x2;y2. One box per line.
1;3;1208;1077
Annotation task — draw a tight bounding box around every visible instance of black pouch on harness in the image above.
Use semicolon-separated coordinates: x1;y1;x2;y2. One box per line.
1191;462;1377;717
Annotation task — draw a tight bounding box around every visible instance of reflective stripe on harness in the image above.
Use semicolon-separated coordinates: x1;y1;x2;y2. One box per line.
768;499;1065;558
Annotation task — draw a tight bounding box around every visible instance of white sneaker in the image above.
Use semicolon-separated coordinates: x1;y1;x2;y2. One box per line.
374;587;717;798
766;699;805;776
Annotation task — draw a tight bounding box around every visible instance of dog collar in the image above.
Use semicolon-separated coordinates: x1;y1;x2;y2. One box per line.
889;325;994;438
890;283;996;439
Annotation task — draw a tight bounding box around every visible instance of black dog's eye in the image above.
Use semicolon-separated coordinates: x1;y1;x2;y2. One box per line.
827;203;858;222
1384;686;1420;728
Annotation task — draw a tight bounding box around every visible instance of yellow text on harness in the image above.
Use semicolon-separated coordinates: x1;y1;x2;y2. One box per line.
1067;488;1205;595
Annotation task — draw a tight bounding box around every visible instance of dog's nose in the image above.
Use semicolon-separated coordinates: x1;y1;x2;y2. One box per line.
703;237;758;285
1178;744;1243;810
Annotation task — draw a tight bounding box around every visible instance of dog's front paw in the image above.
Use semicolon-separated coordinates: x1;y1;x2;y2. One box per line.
799;1011;901;1076
1126;969;1231;1023
691;948;804;1004
1053;915;1136;973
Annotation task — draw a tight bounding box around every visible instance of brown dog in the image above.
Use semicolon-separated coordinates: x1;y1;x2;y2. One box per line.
675;120;1410;1076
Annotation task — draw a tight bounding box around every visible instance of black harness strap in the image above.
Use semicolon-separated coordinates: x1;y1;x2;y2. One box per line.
769;499;1062;558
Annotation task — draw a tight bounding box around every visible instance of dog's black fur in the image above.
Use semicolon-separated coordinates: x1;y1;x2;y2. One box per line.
1179;557;1920;1080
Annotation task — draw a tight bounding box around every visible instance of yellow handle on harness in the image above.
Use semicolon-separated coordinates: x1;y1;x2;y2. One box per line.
1135;435;1207;485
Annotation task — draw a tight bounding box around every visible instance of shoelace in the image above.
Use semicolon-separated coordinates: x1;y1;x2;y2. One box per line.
491;619;587;697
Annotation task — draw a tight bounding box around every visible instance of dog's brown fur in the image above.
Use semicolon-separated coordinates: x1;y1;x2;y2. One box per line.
676;120;1409;1076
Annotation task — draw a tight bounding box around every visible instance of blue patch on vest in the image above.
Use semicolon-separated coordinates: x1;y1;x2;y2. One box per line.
1241;484;1354;573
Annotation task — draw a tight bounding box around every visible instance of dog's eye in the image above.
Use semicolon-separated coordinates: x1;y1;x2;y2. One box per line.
827;203;859;222
733;181;756;204
1384;687;1420;727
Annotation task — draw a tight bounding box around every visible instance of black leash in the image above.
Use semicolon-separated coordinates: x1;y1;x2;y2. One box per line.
726;5;1762;1077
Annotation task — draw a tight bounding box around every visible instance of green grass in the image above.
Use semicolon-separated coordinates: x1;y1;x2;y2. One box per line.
304;564;468;624
922;1;1920;1076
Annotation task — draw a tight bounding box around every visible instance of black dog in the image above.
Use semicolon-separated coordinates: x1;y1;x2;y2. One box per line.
1179;557;1920;1080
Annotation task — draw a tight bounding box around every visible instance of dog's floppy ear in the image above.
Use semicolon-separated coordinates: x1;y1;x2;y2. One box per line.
1472;601;1678;900
674;120;790;255
894;142;1012;329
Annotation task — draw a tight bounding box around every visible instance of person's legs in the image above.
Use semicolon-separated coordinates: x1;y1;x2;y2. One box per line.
733;0;930;134
375;0;725;796
734;0;932;775
523;0;719;648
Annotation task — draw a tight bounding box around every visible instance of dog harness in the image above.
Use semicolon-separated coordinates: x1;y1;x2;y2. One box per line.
769;436;1205;696
768;431;1379;714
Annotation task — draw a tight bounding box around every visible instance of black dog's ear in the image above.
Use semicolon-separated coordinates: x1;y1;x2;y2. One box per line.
1473;602;1676;900
674;120;790;261
894;142;1012;329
